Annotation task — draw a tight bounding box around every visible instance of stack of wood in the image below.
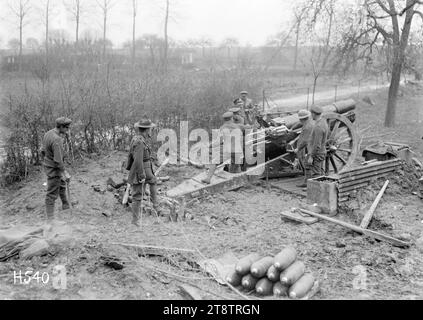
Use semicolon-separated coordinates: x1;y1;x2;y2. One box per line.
226;247;318;299
337;159;402;203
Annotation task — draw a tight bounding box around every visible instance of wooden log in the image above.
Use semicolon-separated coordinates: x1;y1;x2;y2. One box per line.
339;158;401;173
280;211;318;225
155;158;170;176
298;209;410;248
339;167;399;183
338;173;392;190
339;162;401;178
337;182;370;193
338;171;394;191
111;243;196;254
360;180;389;229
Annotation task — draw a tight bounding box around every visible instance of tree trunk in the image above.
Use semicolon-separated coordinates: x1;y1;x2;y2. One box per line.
384;0;415;127
76;4;80;44
19;17;23;72
385;60;402;127
163;0;169;71
312;76;318;105
103;10;107;59
293;20;300;71
45;0;49;67
132;1;137;67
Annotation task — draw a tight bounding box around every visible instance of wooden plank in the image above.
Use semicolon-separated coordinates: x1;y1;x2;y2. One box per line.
360;180;389;229
338;172;393;189
337;182;370;193
298;209;410;248
280;210;319;224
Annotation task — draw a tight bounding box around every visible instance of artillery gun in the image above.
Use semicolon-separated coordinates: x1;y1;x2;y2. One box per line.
247;99;359;177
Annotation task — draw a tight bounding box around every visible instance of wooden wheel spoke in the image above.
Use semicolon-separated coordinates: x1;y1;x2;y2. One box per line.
338;137;352;145
330;156;338;173
329;121;341;140
334;153;347;165
337;148;352;153
334;127;348;140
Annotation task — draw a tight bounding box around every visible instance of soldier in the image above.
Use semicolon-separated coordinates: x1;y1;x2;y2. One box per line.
239;91;255;125
307;105;329;178
229;107;245;126
126;118;159;227
294;110;314;188
41;117;72;221
201;112;244;184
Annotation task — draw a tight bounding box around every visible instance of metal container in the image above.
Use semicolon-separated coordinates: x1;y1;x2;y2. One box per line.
307;176;339;216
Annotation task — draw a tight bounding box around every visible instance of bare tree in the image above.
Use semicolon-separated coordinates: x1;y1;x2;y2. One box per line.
96;0;116;59
163;0;170;70
64;0;89;44
8;0;31;71
221;37;240;60
132;0;139;66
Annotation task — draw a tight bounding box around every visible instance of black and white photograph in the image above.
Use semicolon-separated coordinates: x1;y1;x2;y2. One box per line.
0;0;422;304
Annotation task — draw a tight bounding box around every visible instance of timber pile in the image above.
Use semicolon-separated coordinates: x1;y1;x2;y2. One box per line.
226;247;319;300
336;159;403;203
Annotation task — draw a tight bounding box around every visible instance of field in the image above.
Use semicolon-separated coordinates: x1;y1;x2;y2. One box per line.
0;83;422;300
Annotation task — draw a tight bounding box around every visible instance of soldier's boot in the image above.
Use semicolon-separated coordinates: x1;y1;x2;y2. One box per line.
59;187;70;210
201;165;217;184
131;200;141;227
233;164;242;174
45;203;55;221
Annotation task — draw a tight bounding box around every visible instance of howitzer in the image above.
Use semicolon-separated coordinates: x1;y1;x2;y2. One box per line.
249;99;359;177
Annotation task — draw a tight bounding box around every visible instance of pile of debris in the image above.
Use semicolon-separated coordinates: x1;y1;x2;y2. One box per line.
0;224;73;262
225;247;319;300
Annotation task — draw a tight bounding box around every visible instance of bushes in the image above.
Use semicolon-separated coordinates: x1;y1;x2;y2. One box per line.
1;61;265;185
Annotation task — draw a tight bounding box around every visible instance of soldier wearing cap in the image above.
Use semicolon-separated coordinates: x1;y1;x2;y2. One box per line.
238;91;255;125
294;110;314;187
41;117;72;221
307;105;329;178
229;107;245;126
126;118;159;227
202;112;244;184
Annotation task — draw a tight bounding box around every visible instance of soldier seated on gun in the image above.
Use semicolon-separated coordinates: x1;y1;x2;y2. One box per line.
201;112;244;184
229;107;245;126
41;117;72;222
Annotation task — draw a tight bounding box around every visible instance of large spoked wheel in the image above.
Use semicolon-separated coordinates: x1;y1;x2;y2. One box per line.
323;113;359;175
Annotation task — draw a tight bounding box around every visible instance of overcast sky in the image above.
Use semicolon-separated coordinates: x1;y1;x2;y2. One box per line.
0;0;295;48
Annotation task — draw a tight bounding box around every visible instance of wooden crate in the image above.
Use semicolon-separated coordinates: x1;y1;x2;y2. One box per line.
307;176;338;216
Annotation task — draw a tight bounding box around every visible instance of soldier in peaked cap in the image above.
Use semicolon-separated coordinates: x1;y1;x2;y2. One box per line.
41;117;72;221
294;110;314;187
229;107;245;126
201;112;244;184
307;105;329;178
126;118;159;227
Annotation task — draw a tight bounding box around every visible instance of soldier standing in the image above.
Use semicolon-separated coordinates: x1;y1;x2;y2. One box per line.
41;117;72;221
202;112;244;184
307;106;329;178
294;110;314;187
239;91;255;125
229;107;245;126
126;119;159;227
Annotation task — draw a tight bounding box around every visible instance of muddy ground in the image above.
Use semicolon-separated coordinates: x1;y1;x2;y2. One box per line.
0;84;422;300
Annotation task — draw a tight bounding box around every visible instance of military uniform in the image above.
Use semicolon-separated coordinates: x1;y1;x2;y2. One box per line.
126;119;158;225
308;108;329;177
297;114;314;180
41;118;72;219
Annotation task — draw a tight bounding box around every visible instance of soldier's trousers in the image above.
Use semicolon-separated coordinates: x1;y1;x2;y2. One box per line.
45;176;69;218
308;154;326;178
